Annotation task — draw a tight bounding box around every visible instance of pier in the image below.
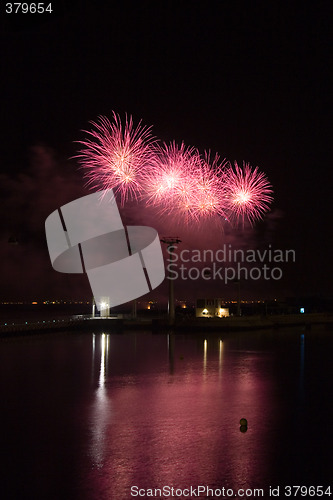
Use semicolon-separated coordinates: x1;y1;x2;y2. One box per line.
1;312;333;337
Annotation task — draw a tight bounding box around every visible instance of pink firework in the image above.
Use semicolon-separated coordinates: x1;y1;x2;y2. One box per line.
144;142;200;216
144;144;230;224
188;152;229;221
76;112;155;204
224;161;273;225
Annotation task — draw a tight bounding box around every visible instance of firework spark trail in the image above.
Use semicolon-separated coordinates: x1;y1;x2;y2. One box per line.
143;142;200;217
76;113;274;226
224;161;274;225
144;145;231;224
188;152;229;222
76;112;156;204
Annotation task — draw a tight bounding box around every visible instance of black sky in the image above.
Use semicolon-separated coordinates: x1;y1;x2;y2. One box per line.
1;1;332;301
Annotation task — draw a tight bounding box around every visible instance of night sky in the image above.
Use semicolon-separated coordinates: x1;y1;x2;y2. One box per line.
1;1;332;303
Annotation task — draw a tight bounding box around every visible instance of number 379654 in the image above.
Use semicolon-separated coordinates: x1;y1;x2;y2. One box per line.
5;3;53;14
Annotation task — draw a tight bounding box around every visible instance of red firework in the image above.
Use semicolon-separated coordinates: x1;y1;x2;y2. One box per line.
188;152;229;221
224;161;273;225
144;144;231;224
144;141;199;215
75;113;274;227
76;112;155;204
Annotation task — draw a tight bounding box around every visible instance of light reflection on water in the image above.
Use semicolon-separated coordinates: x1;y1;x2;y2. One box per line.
85;332;278;498
219;339;223;380
90;334;112;469
1;328;333;500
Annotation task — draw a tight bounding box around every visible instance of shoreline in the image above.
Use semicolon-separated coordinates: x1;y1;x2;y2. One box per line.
0;312;332;338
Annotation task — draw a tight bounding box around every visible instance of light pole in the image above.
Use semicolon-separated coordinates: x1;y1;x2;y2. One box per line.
132;299;137;320
161;236;181;325
236;280;241;316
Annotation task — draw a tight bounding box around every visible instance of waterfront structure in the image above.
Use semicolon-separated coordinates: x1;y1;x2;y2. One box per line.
161;236;181;324
196;298;229;318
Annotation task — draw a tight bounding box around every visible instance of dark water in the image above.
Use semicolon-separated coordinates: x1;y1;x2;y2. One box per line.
0;328;332;499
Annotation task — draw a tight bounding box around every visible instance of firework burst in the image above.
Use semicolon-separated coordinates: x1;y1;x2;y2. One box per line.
75;113;274;227
144;144;231;224
76;112;156;204
188;152;229;222
224;161;273;225
144;142;199;217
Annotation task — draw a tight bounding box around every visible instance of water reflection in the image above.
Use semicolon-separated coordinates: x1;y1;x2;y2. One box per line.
203;338;207;378
99;333;109;387
90;333;112;469
299;333;305;394
219;339;223;380
86;332;275;497
91;333;95;383
167;331;175;374
1;329;332;499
